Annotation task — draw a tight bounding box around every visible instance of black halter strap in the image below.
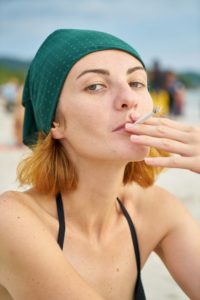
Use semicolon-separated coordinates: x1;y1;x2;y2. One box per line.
116;197;141;275
116;197;146;299
56;193;65;249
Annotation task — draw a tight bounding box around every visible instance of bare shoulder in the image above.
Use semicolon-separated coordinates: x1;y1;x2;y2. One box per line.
129;183;191;220
0;191;105;300
126;182;184;215
143;184;198;227
0;189;55;262
0;188;59;254
0;189;40;212
124;183;199;260
0;190;58;297
0;190;51;231
0;190;35;231
142;187;200;299
0;189;58;232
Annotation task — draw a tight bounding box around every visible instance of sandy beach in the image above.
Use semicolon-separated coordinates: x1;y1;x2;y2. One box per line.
0;93;200;299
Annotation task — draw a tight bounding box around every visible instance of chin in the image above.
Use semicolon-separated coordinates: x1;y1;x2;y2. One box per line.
110;147;149;164
124;145;150;162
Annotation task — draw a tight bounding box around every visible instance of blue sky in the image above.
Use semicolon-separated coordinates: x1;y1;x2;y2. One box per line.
0;0;200;72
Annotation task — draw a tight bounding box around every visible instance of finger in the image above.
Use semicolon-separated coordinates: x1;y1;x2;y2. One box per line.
125;123;189;144
144;117;196;133
144;156;200;174
130;134;194;157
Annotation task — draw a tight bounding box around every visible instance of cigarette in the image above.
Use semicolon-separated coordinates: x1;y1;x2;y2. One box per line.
134;107;161;124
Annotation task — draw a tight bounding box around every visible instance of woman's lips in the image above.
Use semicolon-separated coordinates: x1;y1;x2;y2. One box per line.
113;124;126;132
113;121;135;132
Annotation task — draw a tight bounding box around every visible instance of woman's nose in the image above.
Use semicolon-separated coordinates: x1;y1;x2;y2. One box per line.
114;86;138;111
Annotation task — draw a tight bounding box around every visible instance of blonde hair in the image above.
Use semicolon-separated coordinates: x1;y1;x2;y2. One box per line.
17;132;169;196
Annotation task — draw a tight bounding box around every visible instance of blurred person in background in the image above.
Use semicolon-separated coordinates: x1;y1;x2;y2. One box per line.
149;60;164;92
13;84;24;147
1;77;19;113
164;70;185;116
149;60;170;115
0;29;199;300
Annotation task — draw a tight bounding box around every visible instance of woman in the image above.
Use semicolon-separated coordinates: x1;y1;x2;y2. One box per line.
0;29;199;300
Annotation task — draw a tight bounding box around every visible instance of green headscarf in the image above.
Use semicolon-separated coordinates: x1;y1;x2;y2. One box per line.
22;29;145;146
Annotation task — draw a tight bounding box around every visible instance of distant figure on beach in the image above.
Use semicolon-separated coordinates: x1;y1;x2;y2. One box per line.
149;60;164;92
2;78;19;113
149;60;170;115
13;84;24;147
164;70;185;116
0;29;199;300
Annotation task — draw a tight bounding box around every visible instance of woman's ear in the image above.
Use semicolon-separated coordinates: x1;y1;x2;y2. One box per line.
51;121;64;139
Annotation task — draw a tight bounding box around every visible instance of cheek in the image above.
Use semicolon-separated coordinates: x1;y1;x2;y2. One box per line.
62;101;104;141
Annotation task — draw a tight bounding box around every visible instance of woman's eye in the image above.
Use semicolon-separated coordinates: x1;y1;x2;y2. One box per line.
129;81;145;88
86;84;104;92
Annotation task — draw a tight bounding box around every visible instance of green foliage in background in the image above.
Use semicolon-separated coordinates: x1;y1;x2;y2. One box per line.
0;57;29;84
177;73;200;89
0;66;26;84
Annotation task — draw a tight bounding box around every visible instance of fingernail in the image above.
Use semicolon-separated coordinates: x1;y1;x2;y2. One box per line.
144;157;153;164
125;123;134;129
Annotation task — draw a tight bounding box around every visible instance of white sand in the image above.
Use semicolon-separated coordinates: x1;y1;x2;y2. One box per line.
0;96;200;299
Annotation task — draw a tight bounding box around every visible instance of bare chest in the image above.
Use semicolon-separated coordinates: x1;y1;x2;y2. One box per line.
62;228;137;300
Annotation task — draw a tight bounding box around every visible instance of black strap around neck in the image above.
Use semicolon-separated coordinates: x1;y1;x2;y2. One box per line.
116;197;146;299
56;193;65;249
116;197;141;274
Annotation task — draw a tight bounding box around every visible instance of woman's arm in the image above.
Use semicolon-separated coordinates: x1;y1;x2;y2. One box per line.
154;189;200;300
0;192;105;300
125;117;200;173
126;117;200;297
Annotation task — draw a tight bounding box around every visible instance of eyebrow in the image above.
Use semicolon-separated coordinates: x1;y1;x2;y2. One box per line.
76;66;145;79
127;66;145;74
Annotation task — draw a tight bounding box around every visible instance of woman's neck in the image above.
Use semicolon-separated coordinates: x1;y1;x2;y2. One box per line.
61;160;127;241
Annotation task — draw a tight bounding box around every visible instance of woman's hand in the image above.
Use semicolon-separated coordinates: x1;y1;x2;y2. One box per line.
125;117;200;174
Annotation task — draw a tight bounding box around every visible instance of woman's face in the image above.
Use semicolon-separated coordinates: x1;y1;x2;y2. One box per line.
55;50;153;163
